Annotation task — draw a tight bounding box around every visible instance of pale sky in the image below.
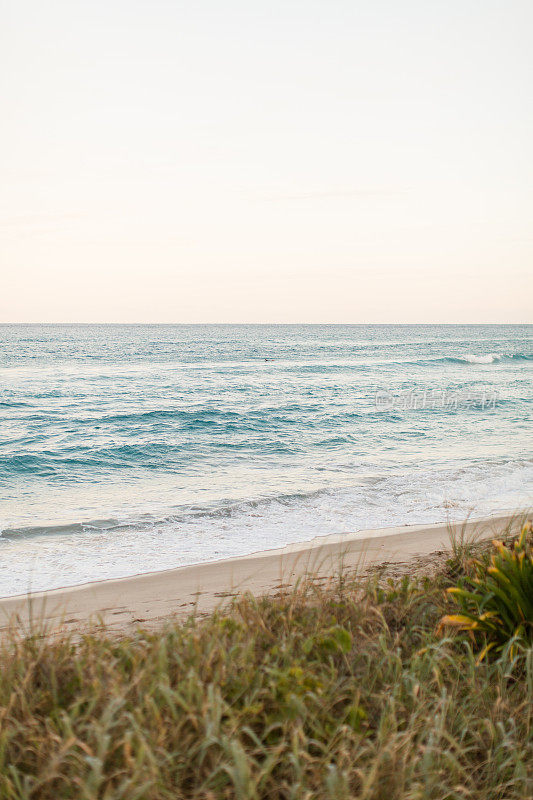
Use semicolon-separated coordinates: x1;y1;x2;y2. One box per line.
1;0;532;323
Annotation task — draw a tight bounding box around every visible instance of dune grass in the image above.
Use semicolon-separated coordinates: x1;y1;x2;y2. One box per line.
0;531;532;799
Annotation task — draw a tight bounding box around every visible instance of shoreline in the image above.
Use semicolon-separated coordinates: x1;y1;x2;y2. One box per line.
0;512;523;634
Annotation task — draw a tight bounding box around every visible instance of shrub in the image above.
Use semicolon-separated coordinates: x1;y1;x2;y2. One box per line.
440;522;533;661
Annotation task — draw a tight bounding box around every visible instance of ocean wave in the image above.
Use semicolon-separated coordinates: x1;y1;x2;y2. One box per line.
448;353;505;364
445;352;532;365
371;352;532;367
452;353;501;364
0;488;331;540
2;459;531;544
0;518;121;540
272;352;532;369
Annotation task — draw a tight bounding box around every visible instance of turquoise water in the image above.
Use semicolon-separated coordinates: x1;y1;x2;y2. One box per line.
1;324;531;596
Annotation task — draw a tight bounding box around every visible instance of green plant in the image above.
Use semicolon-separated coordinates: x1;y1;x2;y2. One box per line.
440;522;533;661
0;522;531;798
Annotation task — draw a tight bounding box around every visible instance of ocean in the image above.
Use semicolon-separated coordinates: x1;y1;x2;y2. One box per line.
0;324;531;597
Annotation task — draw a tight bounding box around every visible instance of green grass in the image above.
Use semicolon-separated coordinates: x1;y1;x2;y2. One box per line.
441;523;533;661
0;530;532;799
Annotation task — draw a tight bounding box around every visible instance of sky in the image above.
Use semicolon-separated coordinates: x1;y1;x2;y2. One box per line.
1;0;532;323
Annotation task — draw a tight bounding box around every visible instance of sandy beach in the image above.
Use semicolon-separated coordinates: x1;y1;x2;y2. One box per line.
0;512;520;634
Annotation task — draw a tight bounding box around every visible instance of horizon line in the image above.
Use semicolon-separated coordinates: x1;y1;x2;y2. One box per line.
1;321;531;327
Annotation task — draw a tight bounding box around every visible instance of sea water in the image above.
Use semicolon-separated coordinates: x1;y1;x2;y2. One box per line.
0;324;531;597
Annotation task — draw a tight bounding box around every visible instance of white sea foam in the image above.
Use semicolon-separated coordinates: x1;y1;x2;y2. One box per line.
1;458;531;597
460;353;501;364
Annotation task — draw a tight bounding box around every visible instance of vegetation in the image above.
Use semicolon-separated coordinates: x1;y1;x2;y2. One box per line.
0;526;531;799
441;522;533;661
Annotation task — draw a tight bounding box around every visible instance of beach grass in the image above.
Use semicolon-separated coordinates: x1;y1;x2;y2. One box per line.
0;529;532;799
